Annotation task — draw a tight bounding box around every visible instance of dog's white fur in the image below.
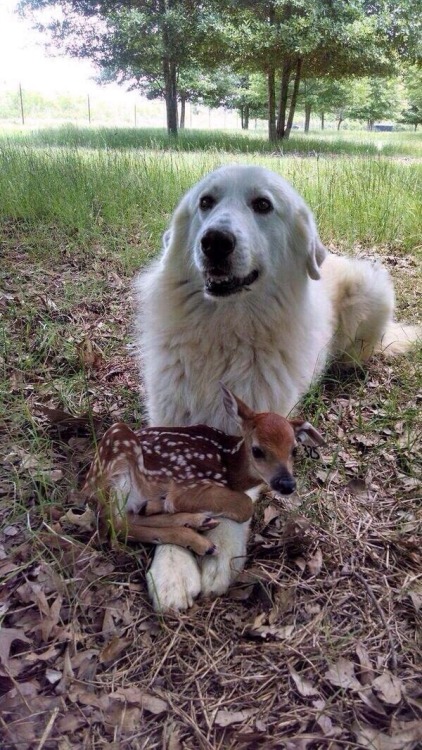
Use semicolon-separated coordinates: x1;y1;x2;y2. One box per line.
135;164;420;611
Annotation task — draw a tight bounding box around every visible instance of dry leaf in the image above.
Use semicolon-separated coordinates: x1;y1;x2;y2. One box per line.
289;665;319;697
69;687;109;710
345;477;368;498
105;703;142;732
78;338;104;370
111;688;168;715
46;668;62;684
325;658;361;691
60;506;95;531
248;616;295;640
40;594;63;642
0;628;31;667
162;721;182;750
307;547;323;576
285;740;313;750
312;700;336;736
356;642;375;685
263;504;281;526
372;671;403;705
294;556;307;572
353;722;422;749
99;636;131;665
214;709;255;727
141;694;168;715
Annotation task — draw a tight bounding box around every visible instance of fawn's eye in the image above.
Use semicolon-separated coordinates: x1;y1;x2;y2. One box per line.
199;195;216;210
251;197;273;214
252;445;265;459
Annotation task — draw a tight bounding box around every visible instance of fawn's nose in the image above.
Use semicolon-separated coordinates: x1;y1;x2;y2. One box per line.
270;472;296;495
201;229;236;262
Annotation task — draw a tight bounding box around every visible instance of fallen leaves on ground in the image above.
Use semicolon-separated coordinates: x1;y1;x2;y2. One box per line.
1;236;421;748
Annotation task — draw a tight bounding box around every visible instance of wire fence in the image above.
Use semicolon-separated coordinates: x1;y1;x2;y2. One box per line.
0;84;269;131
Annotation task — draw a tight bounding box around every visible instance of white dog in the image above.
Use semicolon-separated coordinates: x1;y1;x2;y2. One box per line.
135;164;419;611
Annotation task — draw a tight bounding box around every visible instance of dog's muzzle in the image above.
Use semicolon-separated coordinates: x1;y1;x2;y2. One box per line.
201;229;236;263
200;228;259;297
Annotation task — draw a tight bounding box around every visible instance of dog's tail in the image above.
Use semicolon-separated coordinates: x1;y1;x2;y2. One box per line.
375;321;421;357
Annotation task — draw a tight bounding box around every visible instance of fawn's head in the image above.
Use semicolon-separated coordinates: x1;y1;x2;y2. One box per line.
221;384;325;495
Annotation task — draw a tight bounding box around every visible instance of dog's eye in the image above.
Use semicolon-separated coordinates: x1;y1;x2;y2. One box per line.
252;445;265;460
252;197;273;214
199;195;215;211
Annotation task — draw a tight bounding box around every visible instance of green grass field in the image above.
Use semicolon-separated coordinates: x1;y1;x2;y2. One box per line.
1;127;421;749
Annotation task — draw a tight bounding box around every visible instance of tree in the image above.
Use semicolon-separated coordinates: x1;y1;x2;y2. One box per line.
298;79;352;131
199;71;267;129
400;66;422;130
19;0;218;136
347;77;402;129
222;1;399;141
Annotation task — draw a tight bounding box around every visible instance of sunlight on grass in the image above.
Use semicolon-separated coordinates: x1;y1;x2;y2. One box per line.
0;141;421;263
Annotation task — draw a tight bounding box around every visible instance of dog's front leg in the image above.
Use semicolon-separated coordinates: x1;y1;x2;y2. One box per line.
200;518;250;597
147;545;201;612
200;486;262;597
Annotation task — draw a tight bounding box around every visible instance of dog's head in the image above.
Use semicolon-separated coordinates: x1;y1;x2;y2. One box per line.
162;165;327;299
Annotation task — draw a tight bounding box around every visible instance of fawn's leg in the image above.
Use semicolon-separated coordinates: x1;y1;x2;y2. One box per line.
129;511;219;530
146;483;253;523
111;513;217;556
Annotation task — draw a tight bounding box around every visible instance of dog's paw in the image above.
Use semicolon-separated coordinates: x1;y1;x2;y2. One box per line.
147;544;201;612
200;519;249;597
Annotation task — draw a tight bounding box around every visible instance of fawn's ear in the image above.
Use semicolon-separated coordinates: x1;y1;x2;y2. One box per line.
220;383;255;425
290;419;326;447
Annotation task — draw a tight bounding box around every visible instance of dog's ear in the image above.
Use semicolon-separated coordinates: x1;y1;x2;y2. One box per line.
160;192;193;263
294;207;327;280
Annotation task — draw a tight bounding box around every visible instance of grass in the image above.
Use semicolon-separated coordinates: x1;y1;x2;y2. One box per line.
0;141;421;255
3;123;422;157
0;126;421;749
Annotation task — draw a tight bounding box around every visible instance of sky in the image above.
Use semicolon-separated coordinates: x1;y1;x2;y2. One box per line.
0;0;124;95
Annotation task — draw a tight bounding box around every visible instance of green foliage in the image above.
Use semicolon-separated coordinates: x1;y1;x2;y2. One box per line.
400;66;422;130
346;77;403;127
17;1;422;139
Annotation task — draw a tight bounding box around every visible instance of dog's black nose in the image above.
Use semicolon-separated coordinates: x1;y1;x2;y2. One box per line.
201;229;236;261
270;474;296;495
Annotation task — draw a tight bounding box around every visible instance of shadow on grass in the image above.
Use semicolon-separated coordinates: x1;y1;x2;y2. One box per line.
1;124;409;157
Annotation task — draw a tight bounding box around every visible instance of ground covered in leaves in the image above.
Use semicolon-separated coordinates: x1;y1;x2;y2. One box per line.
1;226;421;749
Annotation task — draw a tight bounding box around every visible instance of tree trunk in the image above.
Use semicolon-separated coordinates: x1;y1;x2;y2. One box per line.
161;0;178;137
163;58;178;136
268;68;277;142
321;112;325;130
243;104;249;130
179;95;186;129
337;117;343;130
276;60;292;139
285;58;302;139
267;2;277;143
304;103;311;133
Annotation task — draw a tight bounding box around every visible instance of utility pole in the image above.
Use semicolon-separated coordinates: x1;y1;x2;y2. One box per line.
19;83;24;125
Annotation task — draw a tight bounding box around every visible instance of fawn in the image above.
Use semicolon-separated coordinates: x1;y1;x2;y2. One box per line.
83;385;324;555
